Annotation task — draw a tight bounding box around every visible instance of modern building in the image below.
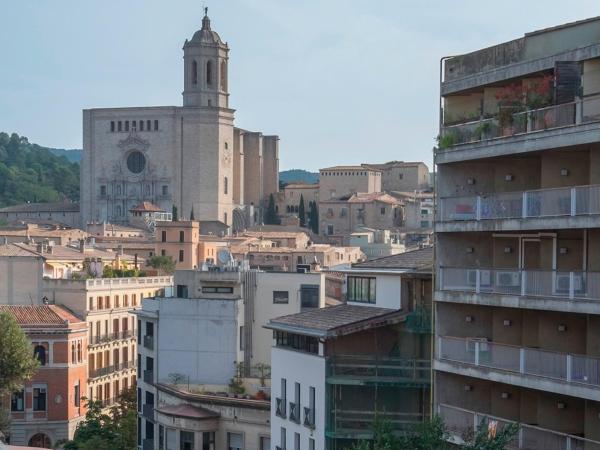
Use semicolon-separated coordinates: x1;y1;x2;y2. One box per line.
349;228;406;259
1;305;88;448
363;161;430;192
134;267;325;449
435;17;600;447
80;11;279;229
267;247;433;450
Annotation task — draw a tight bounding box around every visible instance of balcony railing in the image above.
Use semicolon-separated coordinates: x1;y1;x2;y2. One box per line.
304;406;315;429
438;403;600;450
439;267;600;301
439;184;600;223
327;410;426;436
275;397;286;418
142;403;154;420
289;402;300;424
439;93;600;149
328;355;431;385
89;360;135;379
438;336;600;388
84;276;173;289
90;330;135;346
100;397;117;407
143;335;154;350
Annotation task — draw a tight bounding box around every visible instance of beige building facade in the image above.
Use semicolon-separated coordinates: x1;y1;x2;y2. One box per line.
80;12;278;231
318;166;381;201
364;161;430;192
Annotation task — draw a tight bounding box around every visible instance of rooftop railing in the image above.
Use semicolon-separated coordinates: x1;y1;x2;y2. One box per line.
438;184;600;222
439;93;600;150
89;360;135;379
439;267;600;301
438;403;600;450
438;336;600;388
85;276;173;289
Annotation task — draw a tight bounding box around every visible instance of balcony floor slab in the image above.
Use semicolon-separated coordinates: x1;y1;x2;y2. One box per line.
435;214;600;233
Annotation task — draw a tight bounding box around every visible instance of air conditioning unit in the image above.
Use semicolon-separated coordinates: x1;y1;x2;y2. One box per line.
466;337;489;352
496;271;520;287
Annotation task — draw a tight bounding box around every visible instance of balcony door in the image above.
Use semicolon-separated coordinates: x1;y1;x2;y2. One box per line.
521;239;541;270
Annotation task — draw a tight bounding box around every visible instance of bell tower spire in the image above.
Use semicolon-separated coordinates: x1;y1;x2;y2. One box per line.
182;9;230;108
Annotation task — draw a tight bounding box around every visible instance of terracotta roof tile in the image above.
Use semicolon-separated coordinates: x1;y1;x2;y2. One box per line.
0;305;83;326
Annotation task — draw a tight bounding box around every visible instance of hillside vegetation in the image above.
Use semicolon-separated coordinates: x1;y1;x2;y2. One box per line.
0;132;79;208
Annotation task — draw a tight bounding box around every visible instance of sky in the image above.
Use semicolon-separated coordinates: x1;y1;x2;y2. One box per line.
0;1;599;171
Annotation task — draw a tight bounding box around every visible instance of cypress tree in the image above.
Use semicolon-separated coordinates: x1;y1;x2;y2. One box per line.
298;194;306;227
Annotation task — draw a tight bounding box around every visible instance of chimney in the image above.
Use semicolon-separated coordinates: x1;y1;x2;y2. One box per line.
79;239;86;253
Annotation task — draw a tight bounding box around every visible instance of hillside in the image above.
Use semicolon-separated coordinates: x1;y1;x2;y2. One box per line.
280;169;319;185
0;132;80;208
48;147;82;163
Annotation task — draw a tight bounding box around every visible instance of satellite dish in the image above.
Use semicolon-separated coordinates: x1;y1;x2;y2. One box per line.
217;248;233;265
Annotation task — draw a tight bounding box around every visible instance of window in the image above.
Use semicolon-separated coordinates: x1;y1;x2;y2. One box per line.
300;285;319;308
181;431;195;450
380;207;386;215
201;286;233;294
33;386;47;411
206;60;213;85
118;121;122;132
137;417;142;446
178;249;184;262
421;209;429;215
294;433;300;450
162;185;168;196
280;427;287;450
192;60;198;85
203;432;215;450
327;225;334;235
260;437;270;450
309;438;315;450
140;120;144;131
176;285;189;297
146;356;154;373
33;345;47;365
273;291;289;304
137;388;142;412
11;390;24;411
110;121;115;132
227;432;243;450
154;120;159;131
220;60;227;91
100;185;107;196
147;119;151;131
224;176;228;195
224;212;227;224
77;342;82;362
127;151;146;174
161;249;166;256
159;425;165;450
275;331;319;354
146;322;154;337
293;382;301;423
179;231;185;242
399;173;404;179
347;276;376;303
420;220;430;228
74;381;80;407
71;343;76;363
125;120;129;132
239;326;244;350
309;386;316;426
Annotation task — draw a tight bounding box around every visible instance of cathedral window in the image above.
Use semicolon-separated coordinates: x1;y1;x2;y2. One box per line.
118;121;122;132
154;120;159;131
126;151;146;174
147;120;151;131
140;120;144;131
206;60;213;85
110;121;115;132
125;121;129;132
100;185;107;196
192;60;198;85
208;99;212;107
220;60;227;92
224;177;228;195
162;185;168;196
145;184;150;196
116;205;122;217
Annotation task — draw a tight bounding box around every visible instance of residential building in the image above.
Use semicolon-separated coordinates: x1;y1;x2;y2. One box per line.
399;192;434;230
1;305;88;448
267;247;433;450
41;276;173;409
134;267;325;449
319;193;403;243
80;11;278;229
276;183;319;219
349;228;406;259
435;17;600;447
0;201;81;228
0;223;88;245
363;161;430;192
319;166;382;201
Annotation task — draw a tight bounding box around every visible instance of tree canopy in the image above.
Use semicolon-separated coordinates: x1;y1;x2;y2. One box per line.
0;132;79;208
146;255;176;274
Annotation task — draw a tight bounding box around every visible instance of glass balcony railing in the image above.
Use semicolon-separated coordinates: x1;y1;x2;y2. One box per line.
439;267;600;301
438;403;600;450
439;93;600;150
327;410;426;438
327;355;431;385
438;184;600;222
437;336;600;388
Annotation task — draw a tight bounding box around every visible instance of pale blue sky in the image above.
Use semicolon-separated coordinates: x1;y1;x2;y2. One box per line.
0;1;598;170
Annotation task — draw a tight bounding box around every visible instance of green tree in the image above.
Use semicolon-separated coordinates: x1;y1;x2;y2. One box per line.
0;311;39;437
298;194;306;227
190;206;195;220
308;201;319;234
264;193;280;225
146;255;176;275
172;204;178;221
462;419;520;450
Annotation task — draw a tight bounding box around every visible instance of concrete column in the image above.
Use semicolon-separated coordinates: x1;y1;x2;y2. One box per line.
519;348;525;374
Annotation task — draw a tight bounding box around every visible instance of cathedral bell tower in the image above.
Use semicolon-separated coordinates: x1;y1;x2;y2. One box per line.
182;9;229;108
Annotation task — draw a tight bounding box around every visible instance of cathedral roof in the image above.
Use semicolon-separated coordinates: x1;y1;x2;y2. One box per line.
188;11;226;47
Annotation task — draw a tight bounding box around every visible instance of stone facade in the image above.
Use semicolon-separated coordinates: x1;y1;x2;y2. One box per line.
363;161;430;192
81;13;278;230
318;166;381;201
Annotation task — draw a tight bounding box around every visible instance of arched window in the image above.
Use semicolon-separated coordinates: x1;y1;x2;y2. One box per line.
224;176;228;195
33;345;47;366
77;342;82;363
116;185;121;196
29;433;51;448
71;343;76;363
206;60;213;85
115;205;122;217
191;60;198;85
220;60;227;91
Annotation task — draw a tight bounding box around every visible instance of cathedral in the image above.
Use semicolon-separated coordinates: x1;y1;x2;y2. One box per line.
80;11;279;231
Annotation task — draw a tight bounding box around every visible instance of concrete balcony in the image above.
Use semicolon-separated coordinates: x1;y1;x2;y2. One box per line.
437;267;600;314
327;355;431;387
438;403;600;450
437;184;600;232
437;93;600;164
436;336;600;401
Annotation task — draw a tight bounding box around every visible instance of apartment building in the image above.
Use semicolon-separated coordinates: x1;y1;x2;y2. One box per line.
1;305;87;448
267;247;432;450
135;268;325;450
42;276;173;408
435;17;600;447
